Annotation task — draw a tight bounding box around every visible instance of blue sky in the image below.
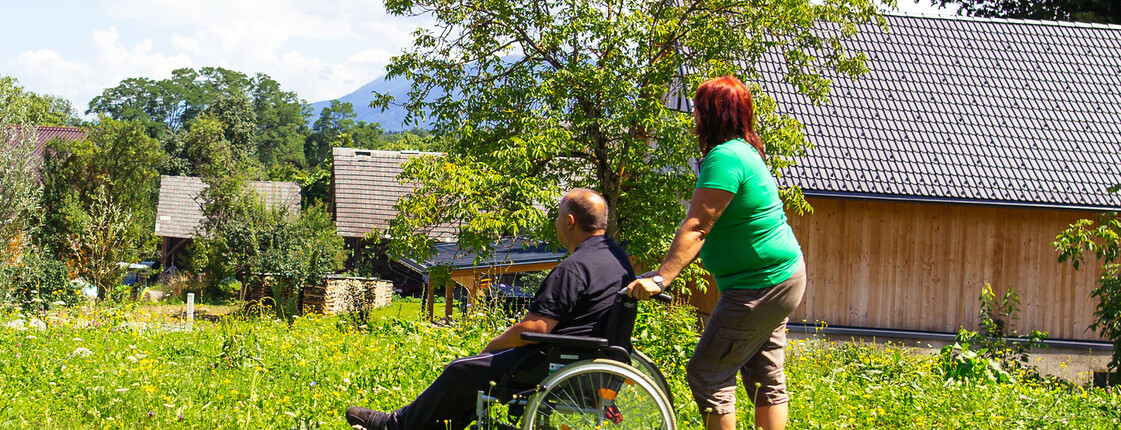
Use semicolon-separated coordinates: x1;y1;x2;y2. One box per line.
0;0;951;114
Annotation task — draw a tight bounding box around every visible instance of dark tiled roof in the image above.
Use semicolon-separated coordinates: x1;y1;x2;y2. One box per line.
332;148;457;238
154;176;301;238
676;14;1121;210
396;237;565;273
2;126;87;172
771;15;1121;210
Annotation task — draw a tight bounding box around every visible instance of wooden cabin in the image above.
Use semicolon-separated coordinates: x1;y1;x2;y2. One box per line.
329;148;565;314
685;14;1121;342
154;176;301;271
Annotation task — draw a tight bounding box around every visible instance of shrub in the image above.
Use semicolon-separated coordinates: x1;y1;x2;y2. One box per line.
0;249;81;312
939;284;1047;383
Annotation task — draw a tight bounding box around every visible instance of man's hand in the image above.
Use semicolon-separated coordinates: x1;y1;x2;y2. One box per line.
624;272;664;300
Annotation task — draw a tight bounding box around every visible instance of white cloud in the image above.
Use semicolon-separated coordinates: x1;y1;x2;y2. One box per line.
8;27;193;113
6;1;432;113
9;49;94;105
101;0;429;101
270;48;394;102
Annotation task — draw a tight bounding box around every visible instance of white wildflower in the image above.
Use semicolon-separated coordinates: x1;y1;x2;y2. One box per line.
4;320;26;331
71;347;93;357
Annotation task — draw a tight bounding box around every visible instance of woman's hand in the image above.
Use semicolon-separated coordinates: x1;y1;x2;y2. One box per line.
624;276;663;300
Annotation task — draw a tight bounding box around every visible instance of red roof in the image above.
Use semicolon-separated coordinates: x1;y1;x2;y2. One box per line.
3;125;87;173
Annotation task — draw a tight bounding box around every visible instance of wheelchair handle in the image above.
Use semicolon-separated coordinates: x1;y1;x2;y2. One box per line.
619;283;674;303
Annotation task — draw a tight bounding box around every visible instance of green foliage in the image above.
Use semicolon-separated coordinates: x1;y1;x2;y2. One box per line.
0;250;79;312
268;164;333;207
377;0;888;275
2;306;1118;428
0;128;40;268
0;75;82;127
632;301;699;372
88;67;309;172
34;117;164;299
304;101;434;169
939;284;1048;383
61;190;134;300
928;0;1120;24
1056;204;1121;372
190;115;344;312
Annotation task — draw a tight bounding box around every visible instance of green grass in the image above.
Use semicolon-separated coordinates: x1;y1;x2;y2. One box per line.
0;303;1117;429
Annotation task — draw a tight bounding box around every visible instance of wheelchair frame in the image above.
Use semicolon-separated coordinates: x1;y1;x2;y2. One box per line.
474;332;676;430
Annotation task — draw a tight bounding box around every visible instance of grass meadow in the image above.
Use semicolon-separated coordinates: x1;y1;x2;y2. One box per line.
0;300;1118;429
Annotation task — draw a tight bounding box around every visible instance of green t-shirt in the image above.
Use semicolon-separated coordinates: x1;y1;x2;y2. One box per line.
696;138;803;291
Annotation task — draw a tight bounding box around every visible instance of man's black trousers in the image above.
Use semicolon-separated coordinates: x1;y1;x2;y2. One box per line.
384;346;536;430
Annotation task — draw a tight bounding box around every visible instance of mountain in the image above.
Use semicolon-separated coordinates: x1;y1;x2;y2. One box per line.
307;75;434;132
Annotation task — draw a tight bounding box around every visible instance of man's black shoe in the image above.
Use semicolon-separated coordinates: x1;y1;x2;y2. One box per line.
345;406;391;430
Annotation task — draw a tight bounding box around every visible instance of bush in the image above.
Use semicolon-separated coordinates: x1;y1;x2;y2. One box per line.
0;250;81;312
939;284;1047;383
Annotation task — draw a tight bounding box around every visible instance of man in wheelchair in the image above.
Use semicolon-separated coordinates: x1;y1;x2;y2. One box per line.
347;188;640;430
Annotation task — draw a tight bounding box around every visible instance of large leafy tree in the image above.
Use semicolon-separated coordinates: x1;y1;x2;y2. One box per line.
926;0;1119;23
0;75;82;127
88;67;309;171
377;0;887;271
304;100;389;168
36;118;165;298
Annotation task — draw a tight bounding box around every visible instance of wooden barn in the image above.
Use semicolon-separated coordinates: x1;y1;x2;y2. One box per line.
685;14;1121;342
154;176;301;271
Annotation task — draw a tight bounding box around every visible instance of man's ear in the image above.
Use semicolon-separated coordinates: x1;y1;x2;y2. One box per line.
564;213;576;231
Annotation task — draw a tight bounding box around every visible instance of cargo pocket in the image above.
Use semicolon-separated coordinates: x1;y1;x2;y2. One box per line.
714;326;754;361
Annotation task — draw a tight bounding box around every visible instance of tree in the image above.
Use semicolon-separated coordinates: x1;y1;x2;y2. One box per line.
89;67;309;171
1055;187;1121;372
925;0;1120;23
63;189;134;299
0;75;82;127
251;74;310;167
191;114;344;307
377;0;886;269
305;100;390;168
36;117;165;286
0;118;40;268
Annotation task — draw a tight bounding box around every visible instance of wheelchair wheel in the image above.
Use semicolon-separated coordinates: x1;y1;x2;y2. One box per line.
523;359;675;430
629;350;673;406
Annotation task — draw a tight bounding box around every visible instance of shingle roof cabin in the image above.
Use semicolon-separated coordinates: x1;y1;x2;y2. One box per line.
154;176;302;239
396;238;566;274
757;14;1121;210
675;14;1121;343
330;148;455;239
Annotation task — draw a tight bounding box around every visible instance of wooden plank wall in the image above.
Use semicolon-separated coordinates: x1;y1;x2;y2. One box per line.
691;197;1107;341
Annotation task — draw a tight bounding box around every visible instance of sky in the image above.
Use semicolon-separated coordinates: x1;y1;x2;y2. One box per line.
0;0;954;115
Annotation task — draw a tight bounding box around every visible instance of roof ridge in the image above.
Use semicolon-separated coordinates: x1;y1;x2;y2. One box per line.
881;11;1121;30
336;147;444;156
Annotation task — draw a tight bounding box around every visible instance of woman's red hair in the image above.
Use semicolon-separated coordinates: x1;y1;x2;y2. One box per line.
693;76;765;158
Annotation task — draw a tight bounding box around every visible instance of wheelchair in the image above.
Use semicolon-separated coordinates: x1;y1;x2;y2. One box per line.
474;293;676;430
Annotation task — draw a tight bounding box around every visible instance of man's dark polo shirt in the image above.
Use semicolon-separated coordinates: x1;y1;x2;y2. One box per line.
528;235;636;339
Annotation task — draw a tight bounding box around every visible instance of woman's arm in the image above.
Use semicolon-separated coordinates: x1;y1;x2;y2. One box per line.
626;187;734;299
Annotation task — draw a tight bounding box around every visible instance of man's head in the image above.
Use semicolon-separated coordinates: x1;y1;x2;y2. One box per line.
556;188;608;251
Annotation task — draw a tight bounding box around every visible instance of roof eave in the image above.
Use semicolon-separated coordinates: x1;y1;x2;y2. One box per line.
801;190;1121;212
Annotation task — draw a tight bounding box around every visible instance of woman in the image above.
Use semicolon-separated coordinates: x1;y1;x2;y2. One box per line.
625;76;806;430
